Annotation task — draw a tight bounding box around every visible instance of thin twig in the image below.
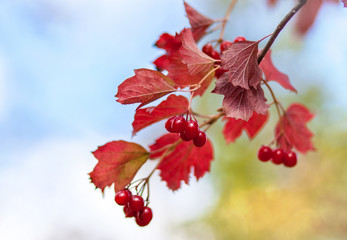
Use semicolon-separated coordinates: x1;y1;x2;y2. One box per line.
257;0;307;64
218;0;238;42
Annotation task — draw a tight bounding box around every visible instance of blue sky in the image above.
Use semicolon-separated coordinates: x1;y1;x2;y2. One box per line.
0;0;346;239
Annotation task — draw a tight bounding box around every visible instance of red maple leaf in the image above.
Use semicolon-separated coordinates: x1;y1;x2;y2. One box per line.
116;68;176;108
275;103;315;153
221;40;262;89
184;1;214;41
89;141;149;193
179;28;215;76
149;133;213;191
259;49;297;93
132;94;189;136
212;74;268;121
223;111;269;143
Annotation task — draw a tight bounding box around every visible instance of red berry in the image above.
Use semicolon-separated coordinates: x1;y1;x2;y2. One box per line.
272;148;285;164
215;68;227;78
210;50;220;60
193;131;207;147
257;146;272;162
123;205;136;218
234;36;246;43
283;151;297;167
220;40;232;52
128;195;144;212
135;207;153;227
165;116;176;133
202;43;213;56
183;120;199;140
115;189;132;206
171;116;186;133
180;129;192;141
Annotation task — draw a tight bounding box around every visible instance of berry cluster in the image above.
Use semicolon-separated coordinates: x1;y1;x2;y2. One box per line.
202;36;247;78
115;189;153;227
165;115;206;147
257;146;297;167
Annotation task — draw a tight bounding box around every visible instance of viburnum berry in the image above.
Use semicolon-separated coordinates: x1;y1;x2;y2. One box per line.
123;205;136;218
115;189;132;206
202;43;214;56
182;120;199;140
215;68;227;78
193;130;207;147
220;40;232;52
233;36;246;42
135;207;153;227
258;146;272;162
128;195;144;212
272;148;285;164
165;116;176;133
171;115;186;133
283;151;297;167
210;50;220;60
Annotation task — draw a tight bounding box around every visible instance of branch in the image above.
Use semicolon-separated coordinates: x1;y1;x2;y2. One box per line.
257;0;307;64
218;0;238;41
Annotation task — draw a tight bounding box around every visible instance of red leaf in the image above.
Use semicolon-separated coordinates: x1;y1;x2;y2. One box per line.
155;33;181;51
343;0;347;7
90;141;149;193
179;28;215;76
221;40;262;89
116;69;176;108
295;0;323;35
132;94;189;136
156;30;214;96
149;133;213;191
184;2;214;41
153;55;169;72
259;49;297;93
223;112;269;143
212;74;268;121
275;103;315;153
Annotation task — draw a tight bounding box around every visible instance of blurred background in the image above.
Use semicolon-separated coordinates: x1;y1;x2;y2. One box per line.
0;0;346;239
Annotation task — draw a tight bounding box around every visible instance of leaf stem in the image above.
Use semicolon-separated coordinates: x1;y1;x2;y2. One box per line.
218;0;238;42
257;0;307;64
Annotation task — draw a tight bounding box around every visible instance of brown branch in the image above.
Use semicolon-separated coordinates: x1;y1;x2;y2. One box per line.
257;0;307;64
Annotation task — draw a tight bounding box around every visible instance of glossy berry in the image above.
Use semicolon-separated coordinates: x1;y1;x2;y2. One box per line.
135;207;153;227
272;148;285;164
202;43;214;56
123;205;136;218
115;189;132;206
234;36;246;42
257;146;272;162
128;195;144;212
283;151;297;167
171;116;186;133
220;40;232;52
165;116;176;133
215;68;227;78
210;50;220;60
183;120;199;140
180;129;192;141
193;130;207;147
